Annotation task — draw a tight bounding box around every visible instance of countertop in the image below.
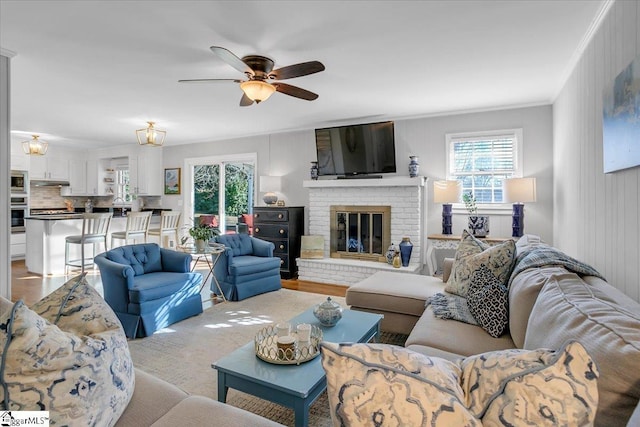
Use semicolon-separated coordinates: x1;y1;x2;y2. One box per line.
26;208;168;220
26;214;85;220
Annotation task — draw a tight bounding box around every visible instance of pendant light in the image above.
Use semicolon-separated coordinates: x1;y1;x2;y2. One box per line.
136;121;166;146
22;135;48;155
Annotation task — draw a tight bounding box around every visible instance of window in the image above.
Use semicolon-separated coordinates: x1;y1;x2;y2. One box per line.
115;168;131;202
446;129;523;204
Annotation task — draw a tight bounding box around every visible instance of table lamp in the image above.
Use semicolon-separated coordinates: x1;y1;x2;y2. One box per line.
503;177;536;237
433;180;462;235
260;176;282;205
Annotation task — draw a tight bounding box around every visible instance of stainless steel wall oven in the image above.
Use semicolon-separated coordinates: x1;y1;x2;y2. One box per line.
10;196;28;233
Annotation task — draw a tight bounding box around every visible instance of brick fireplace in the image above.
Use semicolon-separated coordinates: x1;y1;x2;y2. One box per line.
299;177;427;286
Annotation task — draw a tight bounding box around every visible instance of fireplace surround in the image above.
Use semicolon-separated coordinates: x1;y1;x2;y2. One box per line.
330;205;391;262
300;177;427;286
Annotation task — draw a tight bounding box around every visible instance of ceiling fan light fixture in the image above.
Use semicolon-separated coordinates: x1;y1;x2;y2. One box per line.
240;80;276;103
136;121;166;146
22;134;48;155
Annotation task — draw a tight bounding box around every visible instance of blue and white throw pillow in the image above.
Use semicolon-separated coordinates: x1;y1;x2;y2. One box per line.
0;274;134;426
467;264;509;337
320;342;480;426
459;341;599;425
320;341;599;427
445;231;516;297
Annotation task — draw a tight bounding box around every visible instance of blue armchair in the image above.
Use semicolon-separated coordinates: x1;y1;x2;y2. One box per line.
95;243;203;338
214;234;282;301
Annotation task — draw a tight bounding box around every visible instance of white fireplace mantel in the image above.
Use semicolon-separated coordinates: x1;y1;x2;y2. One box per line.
303;176;426;189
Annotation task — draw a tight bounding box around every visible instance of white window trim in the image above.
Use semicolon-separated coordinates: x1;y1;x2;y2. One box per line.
445;128;523;215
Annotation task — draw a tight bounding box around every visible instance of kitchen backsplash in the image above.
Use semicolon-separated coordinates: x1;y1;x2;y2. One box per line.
29;185;74;209
29;185;162;210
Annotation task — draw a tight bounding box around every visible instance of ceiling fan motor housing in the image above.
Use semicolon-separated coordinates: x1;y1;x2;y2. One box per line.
242;55;274;80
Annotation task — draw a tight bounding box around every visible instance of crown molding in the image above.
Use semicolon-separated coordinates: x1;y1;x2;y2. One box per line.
553;0;615;100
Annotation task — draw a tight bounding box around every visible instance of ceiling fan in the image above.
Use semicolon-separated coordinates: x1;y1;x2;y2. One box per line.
179;46;325;106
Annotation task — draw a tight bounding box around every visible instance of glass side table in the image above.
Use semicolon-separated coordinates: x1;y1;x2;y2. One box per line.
177;243;226;302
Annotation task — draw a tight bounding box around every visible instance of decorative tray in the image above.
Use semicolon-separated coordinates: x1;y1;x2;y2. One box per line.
254;324;323;365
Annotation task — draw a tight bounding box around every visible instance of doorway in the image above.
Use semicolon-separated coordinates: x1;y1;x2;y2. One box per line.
184;154;256;233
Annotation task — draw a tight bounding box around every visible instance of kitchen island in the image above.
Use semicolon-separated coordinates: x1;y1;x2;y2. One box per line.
26;214;160;275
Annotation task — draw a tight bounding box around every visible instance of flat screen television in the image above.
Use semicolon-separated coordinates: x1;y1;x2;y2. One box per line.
314;121;396;177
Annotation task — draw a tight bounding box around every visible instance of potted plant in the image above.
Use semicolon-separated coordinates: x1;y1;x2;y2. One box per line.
463;192;489;237
189;223;219;252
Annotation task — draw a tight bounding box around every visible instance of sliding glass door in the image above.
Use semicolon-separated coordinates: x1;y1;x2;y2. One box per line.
186;154;256;233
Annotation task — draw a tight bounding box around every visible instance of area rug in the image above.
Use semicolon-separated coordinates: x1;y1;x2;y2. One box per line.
128;289;407;426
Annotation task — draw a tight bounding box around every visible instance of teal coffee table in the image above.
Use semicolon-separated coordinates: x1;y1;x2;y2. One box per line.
213;307;383;426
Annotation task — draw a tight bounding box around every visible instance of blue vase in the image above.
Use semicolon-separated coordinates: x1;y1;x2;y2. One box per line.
385;243;396;265
399;237;413;267
310;161;319;180
408;156;419;178
468;215;490;237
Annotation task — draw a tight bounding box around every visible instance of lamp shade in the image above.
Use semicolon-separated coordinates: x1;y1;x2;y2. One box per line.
259;176;282;193
433;180;462;203
240;80;276;103
503;177;537;203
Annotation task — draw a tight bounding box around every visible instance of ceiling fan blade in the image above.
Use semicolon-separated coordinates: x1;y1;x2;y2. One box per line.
178;78;242;84
269;61;325;80
273;83;319;101
210;46;254;76
240;93;254;107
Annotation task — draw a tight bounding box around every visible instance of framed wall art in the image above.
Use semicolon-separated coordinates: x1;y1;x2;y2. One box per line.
164;168;181;195
300;235;324;259
603;55;640;173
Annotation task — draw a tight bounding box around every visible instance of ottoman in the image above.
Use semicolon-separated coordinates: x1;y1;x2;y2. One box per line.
346;271;446;334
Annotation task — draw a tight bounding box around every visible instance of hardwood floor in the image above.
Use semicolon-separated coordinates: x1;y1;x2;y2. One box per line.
281;278;347;297
10;259;346;306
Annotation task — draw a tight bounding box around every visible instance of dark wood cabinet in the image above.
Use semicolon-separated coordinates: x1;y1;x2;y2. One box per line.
253;206;304;279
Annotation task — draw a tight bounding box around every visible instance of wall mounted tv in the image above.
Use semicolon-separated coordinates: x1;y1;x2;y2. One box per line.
314;121;396;177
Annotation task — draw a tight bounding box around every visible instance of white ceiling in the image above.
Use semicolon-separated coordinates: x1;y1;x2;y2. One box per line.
1;0;606;150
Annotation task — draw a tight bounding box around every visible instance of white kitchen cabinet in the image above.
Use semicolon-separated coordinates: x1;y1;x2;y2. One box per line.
86;158;99;195
10;139;29;171
61;152;87;195
10;232;26;259
30;146;70;180
130;146;162;196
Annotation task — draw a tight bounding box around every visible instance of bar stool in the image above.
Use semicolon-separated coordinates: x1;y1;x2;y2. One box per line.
65;212;112;274
111;211;152;248
148;210;182;248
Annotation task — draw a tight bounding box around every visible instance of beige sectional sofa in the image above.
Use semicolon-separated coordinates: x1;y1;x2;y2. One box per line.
346;239;640;427
115;369;281;427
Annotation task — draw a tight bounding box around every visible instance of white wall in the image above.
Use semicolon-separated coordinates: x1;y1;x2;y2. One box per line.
554;0;640;302
162;105;553;243
161;131;317;220
1;52;12;300
399;106;553;244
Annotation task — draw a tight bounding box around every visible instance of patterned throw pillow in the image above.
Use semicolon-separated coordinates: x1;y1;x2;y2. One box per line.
0;274;134;426
445;233;516;297
320;341;599;427
458;341;599;424
320;342;481;427
467;264;509;337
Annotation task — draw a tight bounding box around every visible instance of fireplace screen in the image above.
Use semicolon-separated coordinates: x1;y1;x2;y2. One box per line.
330;205;391;262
